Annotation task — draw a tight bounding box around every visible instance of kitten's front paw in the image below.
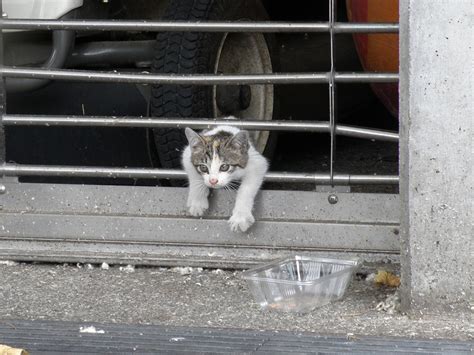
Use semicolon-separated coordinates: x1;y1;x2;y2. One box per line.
228;211;255;232
188;199;209;217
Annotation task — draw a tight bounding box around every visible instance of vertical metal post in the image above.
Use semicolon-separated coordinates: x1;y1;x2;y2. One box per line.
328;0;337;187
0;1;6;170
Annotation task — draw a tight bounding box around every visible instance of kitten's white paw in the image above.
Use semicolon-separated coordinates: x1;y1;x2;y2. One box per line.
228;211;255;232
188;199;209;217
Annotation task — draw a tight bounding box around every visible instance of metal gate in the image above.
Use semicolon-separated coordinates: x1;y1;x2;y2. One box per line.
0;1;400;268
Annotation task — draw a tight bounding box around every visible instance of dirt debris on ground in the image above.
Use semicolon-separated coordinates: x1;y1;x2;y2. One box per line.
0;260;19;267
79;325;105;334
0;262;472;341
376;291;401;315
118;265;135;273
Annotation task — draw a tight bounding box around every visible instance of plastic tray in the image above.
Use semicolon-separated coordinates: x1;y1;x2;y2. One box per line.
242;255;359;313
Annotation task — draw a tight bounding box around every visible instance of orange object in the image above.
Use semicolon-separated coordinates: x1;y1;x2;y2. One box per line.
374;270;401;287
346;0;399;117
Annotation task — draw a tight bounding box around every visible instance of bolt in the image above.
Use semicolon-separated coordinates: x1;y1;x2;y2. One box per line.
0;185;6;194
328;194;338;204
2;12;8;19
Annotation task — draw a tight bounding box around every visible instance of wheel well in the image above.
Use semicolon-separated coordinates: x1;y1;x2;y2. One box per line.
262;1;330;21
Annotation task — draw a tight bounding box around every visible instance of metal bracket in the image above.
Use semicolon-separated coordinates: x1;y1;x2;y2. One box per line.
315;185;351;193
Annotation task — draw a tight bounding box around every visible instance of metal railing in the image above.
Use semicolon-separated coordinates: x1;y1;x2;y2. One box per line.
0;0;399;186
0;19;398;33
2;115;399;141
0;68;398;84
0;164;398;184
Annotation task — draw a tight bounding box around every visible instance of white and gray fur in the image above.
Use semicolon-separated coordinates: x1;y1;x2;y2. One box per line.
182;125;268;232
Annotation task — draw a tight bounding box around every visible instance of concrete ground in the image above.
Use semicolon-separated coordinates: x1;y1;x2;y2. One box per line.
0;262;472;341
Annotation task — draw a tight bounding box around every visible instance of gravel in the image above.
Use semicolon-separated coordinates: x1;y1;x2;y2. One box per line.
0;263;472;341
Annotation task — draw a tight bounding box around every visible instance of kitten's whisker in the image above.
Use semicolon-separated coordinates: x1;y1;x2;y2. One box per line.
225;183;237;193
227;182;239;191
223;185;235;199
189;180;209;196
190;181;205;189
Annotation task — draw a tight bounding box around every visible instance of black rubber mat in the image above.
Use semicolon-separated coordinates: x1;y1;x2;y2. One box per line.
0;320;471;354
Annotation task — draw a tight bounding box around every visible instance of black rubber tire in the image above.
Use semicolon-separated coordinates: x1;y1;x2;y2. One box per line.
150;0;279;178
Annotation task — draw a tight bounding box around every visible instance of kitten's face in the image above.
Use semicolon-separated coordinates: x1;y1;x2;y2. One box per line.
185;128;249;189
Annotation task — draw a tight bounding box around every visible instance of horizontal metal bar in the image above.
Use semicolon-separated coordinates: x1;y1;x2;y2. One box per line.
1;115;399;142
0;67;399;84
0;19;399;33
334;23;399;33
0;164;187;180
335;125;399;142
3;115;329;131
0;164;399;184
334;72;399;83
264;172;399;184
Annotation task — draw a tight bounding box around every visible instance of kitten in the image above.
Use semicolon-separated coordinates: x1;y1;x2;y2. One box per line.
182;125;268;232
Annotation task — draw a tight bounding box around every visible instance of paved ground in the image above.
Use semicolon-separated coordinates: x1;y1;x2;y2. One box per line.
0;262;472;341
1;320;472;354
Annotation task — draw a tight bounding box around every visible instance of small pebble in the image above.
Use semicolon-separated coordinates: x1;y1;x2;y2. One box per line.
101;262;110;270
119;265;135;273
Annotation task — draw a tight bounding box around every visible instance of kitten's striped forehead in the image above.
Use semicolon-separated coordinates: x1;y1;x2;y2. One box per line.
190;131;248;168
201;131;232;150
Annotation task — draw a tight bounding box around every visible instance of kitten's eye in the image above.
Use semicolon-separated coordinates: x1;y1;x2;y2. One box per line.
197;165;208;173
220;164;230;172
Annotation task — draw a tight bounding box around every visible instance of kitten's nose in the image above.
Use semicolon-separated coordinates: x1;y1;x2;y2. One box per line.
209;178;218;185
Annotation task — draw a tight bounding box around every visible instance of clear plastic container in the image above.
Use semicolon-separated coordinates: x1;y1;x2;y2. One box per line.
242;256;360;313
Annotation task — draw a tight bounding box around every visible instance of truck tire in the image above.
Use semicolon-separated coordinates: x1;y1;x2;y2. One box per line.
150;0;279;181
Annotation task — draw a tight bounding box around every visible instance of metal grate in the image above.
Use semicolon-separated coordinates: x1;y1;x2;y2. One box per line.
0;0;399;186
0;0;401;267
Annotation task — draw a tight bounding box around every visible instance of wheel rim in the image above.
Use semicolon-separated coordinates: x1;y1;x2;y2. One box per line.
213;32;274;153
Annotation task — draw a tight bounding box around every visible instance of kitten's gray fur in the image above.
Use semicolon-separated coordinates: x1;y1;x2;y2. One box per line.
187;130;249;168
182;125;268;232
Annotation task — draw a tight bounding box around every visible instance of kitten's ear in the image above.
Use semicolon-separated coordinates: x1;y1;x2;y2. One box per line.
229;130;249;150
185;128;204;147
